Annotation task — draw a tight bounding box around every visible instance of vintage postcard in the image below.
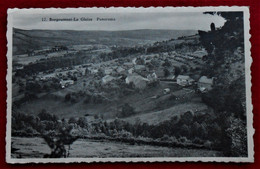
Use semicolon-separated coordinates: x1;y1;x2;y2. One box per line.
6;7;253;163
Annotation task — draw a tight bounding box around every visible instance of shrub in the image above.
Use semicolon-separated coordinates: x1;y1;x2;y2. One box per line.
226;116;247;156
25;82;42;93
169;136;178;143
178;124;190;137
193;137;204;145
43;121;56;131
92;94;103;104
70;95;77;103
118;130;133;138
168;94;177;100
178;136;188;143
38;109;57;122
84;94;92;104
94;114;99;119
65;93;71;102
77;117;87;128
120;103;135;118
161;134;170;141
25;127;37;135
148;80;160;88
68;117;77;124
204;140;213;149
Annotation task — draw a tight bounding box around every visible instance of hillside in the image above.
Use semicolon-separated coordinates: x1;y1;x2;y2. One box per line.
13;28;197;55
13;29;205;122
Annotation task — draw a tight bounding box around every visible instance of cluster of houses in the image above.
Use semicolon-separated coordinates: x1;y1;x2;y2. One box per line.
33;47;212;92
83;53;214;93
176;75;214;92
38;65;87;88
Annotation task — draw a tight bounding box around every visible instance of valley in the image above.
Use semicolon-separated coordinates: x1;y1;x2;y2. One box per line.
11;12;248;158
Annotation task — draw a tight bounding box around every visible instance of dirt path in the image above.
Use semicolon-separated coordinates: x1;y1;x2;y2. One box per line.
11;137;223;158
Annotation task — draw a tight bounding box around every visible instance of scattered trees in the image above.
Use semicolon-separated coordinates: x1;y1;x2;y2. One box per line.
199;12;247;156
119;103;136;118
38;109;57;122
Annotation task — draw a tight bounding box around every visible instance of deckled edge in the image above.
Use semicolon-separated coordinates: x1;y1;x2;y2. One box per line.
5;6;254;164
244;5;255;164
6;8;13;164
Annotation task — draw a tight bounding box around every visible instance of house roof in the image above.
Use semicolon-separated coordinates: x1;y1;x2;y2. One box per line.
177;75;193;80
102;75;116;83
126;74;149;84
117;66;125;73
198;76;213;84
193;49;208;58
134;65;146;70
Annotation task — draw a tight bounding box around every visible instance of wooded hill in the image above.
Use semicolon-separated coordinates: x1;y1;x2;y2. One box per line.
13;28;197;55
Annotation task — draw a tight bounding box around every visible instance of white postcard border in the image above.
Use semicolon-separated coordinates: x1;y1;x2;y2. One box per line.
6;6;254;163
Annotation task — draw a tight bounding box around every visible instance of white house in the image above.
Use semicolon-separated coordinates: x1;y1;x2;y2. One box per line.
60;79;74;88
102;75;116;84
128;68;134;74
125;74;149;89
176;75;194;86
147;72;158;81
104;68;114;75
40;74;56;80
198;76;214;92
123;62;134;67
134;65;146;71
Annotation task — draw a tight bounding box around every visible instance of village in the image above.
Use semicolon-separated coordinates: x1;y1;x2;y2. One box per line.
11;38;216;125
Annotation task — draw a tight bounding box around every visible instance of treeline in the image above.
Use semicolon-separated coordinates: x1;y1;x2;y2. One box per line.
98;47;145;61
199;12;244;70
147;40;199;54
13;79;61;108
96;36;200;63
15;51;91;77
12;108;246;157
199;12;247;157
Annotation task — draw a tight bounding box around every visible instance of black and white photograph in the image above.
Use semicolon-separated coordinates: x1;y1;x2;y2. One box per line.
6;7;253;163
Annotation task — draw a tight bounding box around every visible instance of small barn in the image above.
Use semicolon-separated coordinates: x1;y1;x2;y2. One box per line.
60;79;74;88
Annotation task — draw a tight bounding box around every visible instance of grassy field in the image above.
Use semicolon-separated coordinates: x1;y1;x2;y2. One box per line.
11;137;223;158
122;102;210;125
16;77;210;123
14;51;73;65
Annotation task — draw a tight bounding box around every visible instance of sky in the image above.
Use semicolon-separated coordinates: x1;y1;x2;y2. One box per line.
12;12;226;31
